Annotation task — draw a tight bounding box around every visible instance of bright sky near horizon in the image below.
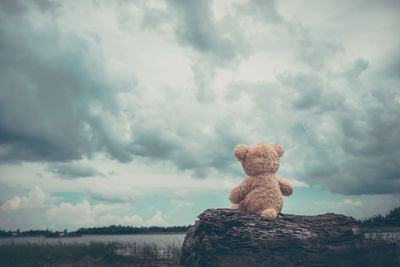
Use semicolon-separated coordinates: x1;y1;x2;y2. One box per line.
0;0;399;231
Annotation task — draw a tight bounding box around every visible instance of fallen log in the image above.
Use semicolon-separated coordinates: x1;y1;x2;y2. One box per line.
181;209;399;267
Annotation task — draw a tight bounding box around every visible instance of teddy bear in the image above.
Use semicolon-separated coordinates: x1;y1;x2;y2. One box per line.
229;142;293;219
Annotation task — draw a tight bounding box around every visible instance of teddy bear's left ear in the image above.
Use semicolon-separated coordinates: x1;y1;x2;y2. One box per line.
273;144;285;157
234;144;249;162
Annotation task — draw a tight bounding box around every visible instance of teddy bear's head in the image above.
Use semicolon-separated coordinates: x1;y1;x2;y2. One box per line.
234;142;284;177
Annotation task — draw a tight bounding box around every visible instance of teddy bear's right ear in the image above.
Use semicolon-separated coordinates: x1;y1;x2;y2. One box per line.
234;144;249;162
273;144;285;157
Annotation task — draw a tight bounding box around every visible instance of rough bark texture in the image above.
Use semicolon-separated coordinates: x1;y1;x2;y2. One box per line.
181;209;399;267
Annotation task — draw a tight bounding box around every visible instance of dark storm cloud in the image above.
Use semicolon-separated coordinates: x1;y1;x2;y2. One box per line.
164;0;282;64
238;0;282;24
279;62;399;195
47;163;104;179
1;0;399;197
161;0;281;102
336;93;400;194
129;129;181;159
335;61;400;194
139;0;283;103
296;35;343;70
376;53;400;81
277;73;323;109
164;0;238;102
166;0;235;62
222;49;400;195
0;0;27;14
0;0;60;16
174;120;246;178
344;58;369;84
0;0;133;163
126;107;244;178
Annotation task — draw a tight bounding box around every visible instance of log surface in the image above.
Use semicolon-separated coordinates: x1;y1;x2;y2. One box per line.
181;209;399;267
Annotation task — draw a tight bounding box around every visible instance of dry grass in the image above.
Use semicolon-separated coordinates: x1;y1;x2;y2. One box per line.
0;242;182;267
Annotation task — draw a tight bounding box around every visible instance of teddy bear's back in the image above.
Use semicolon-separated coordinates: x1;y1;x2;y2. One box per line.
239;174;283;214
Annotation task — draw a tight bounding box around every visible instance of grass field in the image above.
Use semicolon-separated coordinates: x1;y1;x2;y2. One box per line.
0;242;182;267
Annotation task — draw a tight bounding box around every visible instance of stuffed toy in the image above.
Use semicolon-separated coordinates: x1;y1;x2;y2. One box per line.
229;142;293;219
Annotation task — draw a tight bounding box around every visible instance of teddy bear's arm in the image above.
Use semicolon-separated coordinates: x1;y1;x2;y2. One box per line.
276;176;294;196
229;178;253;204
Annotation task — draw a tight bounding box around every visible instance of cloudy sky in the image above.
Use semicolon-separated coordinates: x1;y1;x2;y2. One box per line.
0;0;399;231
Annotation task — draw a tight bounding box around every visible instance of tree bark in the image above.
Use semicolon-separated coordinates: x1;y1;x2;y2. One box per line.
181;209;399;267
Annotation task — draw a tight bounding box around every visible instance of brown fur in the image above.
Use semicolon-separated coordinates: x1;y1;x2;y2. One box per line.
229;143;293;219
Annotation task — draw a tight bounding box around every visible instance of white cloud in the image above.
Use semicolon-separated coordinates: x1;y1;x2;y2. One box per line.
314;199;362;209
1;186;47;211
0;186;50;230
46;200;131;228
0;186;170;230
118;211;169;226
119;215;144;226
47;200;94;226
1;196;21;210
290;180;309;187
146;210;168;226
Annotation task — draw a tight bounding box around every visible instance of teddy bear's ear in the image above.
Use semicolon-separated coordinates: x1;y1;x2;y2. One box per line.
234;144;249;162
273;144;285;157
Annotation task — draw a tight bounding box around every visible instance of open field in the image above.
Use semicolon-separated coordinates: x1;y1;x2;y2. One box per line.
0;242;182;267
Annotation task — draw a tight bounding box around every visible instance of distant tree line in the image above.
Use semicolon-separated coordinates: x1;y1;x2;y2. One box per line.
0;225;192;237
75;225;192;235
357;207;400;227
2;207;398;238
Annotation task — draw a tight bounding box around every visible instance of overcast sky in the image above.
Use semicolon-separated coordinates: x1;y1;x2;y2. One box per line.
0;0;399;231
